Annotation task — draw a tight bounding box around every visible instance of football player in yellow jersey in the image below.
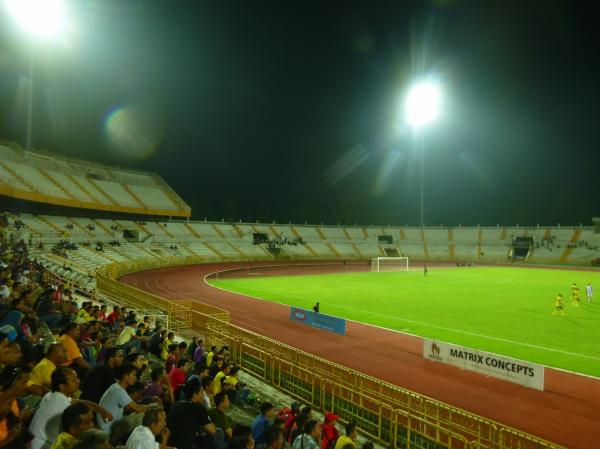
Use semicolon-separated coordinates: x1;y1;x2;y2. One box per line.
571;282;580;306
553;294;564;316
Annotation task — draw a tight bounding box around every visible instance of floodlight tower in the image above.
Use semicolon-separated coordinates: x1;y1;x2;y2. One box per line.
405;80;441;227
4;0;67;149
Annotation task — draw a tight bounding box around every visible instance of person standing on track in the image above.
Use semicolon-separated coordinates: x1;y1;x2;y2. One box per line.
586;283;593;303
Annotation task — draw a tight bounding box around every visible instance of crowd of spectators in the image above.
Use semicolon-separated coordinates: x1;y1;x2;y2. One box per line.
265;236;304;251
51;242;77;259
534;236;557;251
566;239;599;251
0;234;373;449
50;239;123;258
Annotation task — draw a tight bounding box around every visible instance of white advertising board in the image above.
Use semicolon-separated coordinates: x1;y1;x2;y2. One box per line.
423;339;544;391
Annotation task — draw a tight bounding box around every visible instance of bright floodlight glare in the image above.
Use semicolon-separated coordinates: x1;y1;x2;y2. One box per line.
405;81;441;128
5;0;65;38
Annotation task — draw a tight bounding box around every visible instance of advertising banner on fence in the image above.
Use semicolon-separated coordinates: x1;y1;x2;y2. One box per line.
290;307;346;335
423;339;544;391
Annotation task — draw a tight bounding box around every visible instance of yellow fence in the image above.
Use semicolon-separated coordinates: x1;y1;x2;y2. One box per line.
96;256;230;332
97;258;566;449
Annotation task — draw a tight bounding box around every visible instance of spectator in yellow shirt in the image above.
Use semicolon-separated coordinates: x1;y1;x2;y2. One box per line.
333;422;358;449
225;366;250;404
50;403;94;449
205;346;217;368
29;344;68;393
75;303;93;324
213;364;232;395
59;323;91;375
160;332;174;360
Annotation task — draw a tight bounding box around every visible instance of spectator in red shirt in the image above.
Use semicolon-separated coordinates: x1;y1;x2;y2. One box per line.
165;344;179;373
320;412;340;449
168;358;190;397
98;305;108;322
284;402;302;439
51;285;64;303
106;306;120;326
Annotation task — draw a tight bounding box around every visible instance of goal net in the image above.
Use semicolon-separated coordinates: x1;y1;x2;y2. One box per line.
371;256;409;272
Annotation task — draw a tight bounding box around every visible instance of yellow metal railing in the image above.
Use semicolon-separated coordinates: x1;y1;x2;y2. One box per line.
96;257;231;332
202;315;567;449
100;258;567;449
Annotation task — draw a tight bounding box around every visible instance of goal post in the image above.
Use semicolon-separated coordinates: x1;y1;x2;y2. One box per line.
371;256;409;272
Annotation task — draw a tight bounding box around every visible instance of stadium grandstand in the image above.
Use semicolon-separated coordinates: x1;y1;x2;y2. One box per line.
1;147;599;449
0;142;190;218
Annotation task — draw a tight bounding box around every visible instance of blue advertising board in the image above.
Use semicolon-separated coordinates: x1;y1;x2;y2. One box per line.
289;307;346;336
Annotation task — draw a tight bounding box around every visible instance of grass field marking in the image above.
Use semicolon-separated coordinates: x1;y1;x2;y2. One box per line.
344;312;600;362
205;275;600;363
297;298;600;363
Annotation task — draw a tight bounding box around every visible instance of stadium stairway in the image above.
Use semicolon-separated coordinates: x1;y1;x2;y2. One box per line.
67;218;95;237
65;174;103;204
38;168;78;200
121;183;147;209
204;242;225;258
0;160;37;192
559;228;582;263
91;219;115;237
87;179;118;206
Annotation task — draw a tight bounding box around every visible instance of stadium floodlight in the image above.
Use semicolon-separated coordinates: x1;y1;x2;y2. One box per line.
4;0;68;149
403;78;442;226
405;80;441;129
4;0;66;38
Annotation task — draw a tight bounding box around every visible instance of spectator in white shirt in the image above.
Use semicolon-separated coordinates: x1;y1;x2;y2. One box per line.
0;279;10;299
126;407;171;449
97;362;156;432
29;368;113;449
116;321;141;353
202;375;214;409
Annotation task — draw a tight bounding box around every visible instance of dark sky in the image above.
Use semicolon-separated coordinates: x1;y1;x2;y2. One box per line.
1;0;598;226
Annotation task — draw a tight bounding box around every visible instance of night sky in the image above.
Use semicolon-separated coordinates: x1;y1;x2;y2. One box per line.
0;1;598;226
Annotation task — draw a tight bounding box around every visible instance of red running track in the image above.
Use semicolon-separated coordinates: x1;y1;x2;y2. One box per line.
121;261;600;449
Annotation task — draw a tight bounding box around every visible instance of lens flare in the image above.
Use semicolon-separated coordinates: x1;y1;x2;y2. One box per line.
103;99;165;160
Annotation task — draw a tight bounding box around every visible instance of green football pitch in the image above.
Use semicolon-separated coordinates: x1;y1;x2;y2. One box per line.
209;267;600;377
